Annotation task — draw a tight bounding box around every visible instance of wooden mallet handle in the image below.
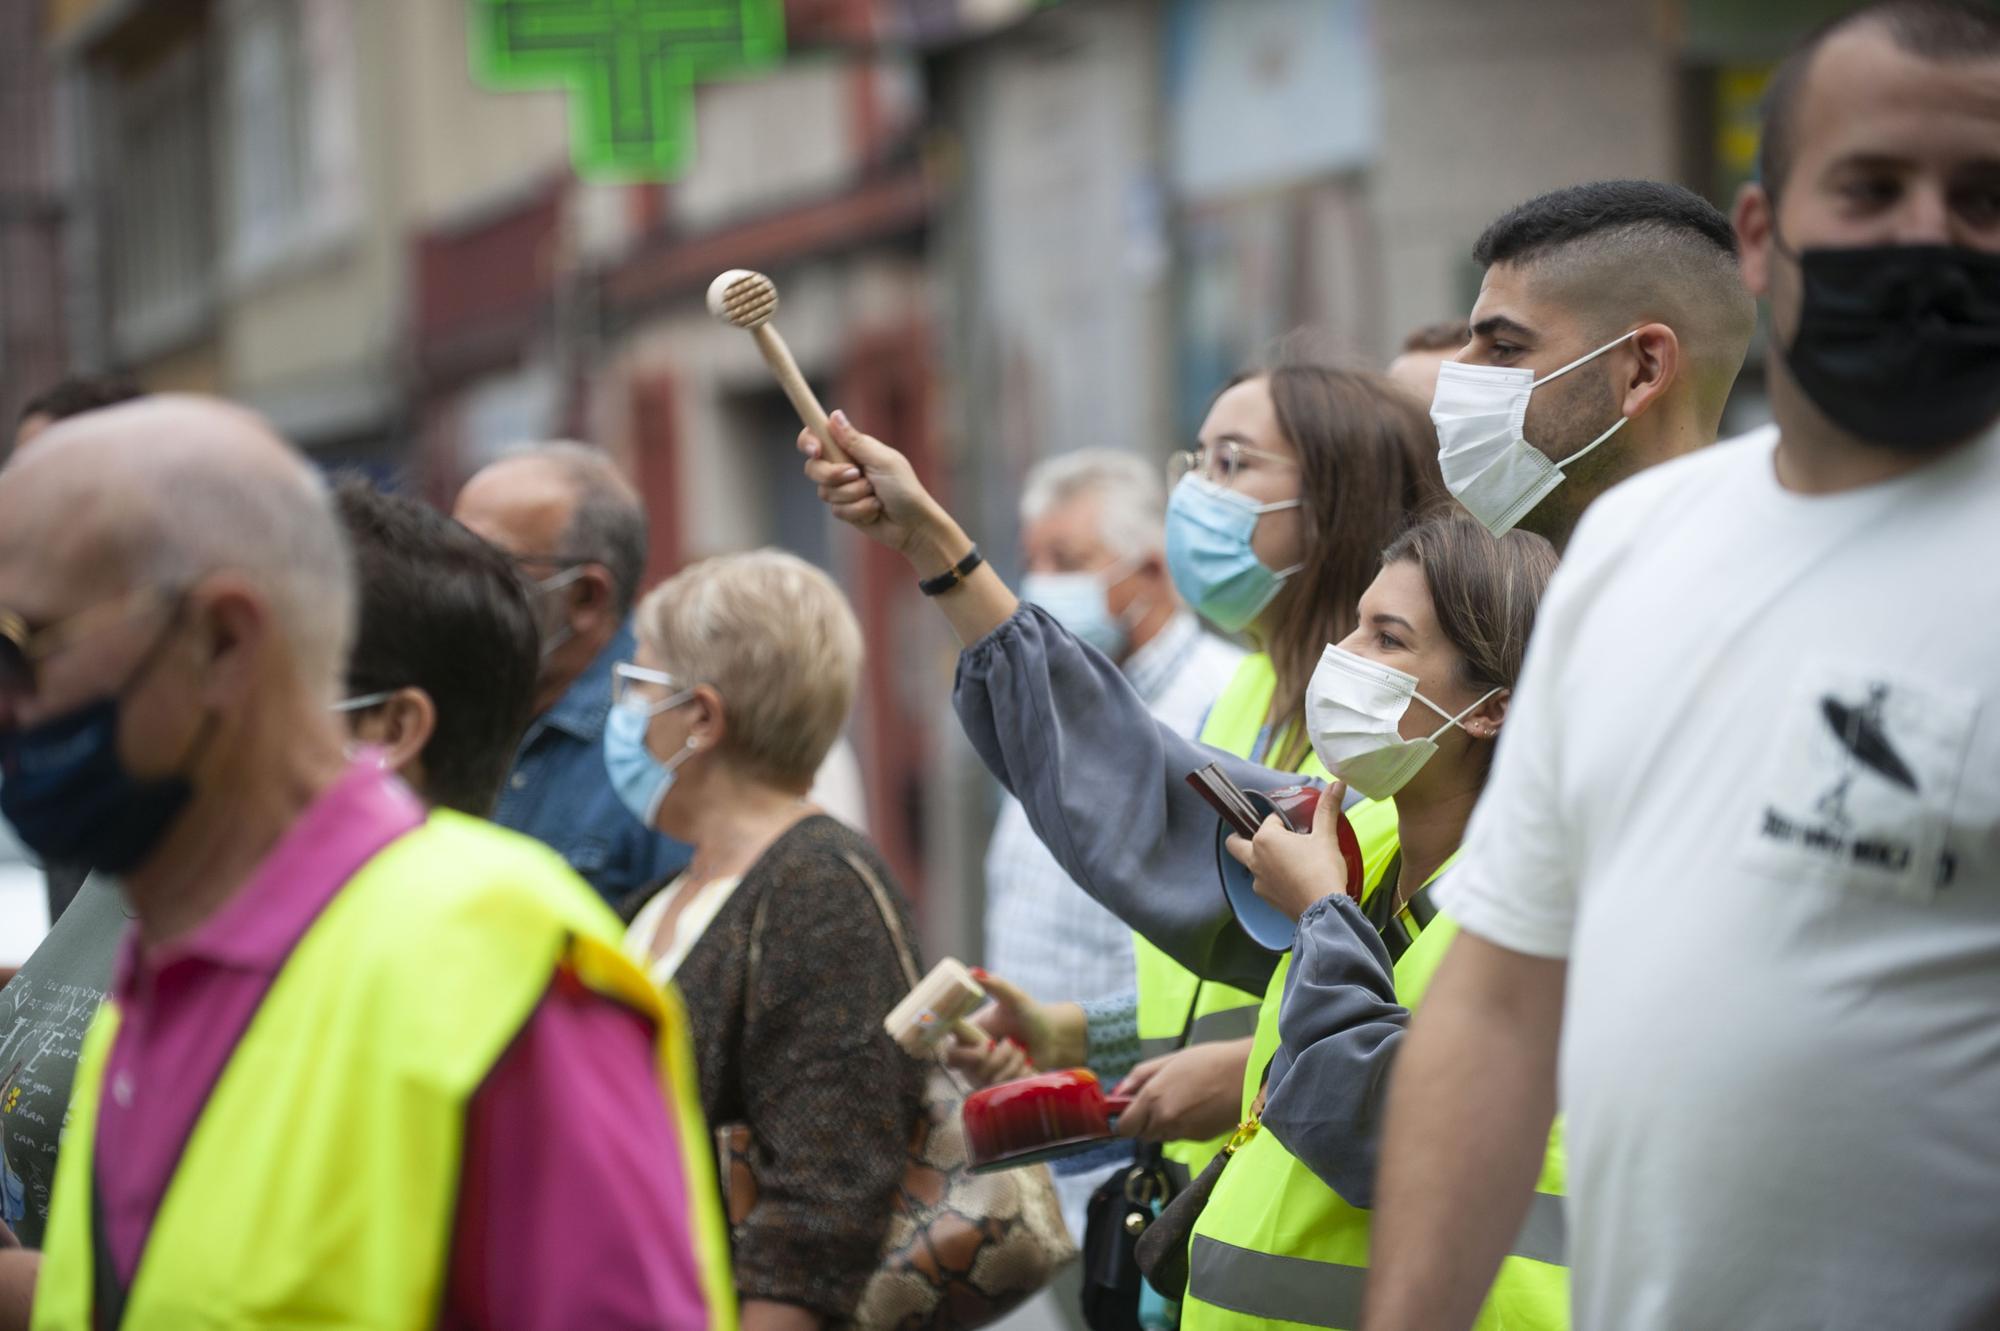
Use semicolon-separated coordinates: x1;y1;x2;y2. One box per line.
707;269;849;466
752;324;844;464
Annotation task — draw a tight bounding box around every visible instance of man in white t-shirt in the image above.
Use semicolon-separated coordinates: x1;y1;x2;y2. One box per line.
1363;5;2000;1329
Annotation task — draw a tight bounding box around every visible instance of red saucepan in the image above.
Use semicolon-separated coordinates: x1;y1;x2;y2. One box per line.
962;1068;1134;1172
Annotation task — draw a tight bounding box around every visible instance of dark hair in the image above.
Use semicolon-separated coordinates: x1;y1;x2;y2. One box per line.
18;374;144;424
1472;180;1737;272
1400;320;1472;355
1759;0;2000;203
1382;511;1559;699
1236;346;1449;771
333;477;540;816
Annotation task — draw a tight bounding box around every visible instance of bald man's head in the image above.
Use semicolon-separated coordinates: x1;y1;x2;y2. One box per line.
1471;181;1758;437
2;396;354;694
455;442;647;614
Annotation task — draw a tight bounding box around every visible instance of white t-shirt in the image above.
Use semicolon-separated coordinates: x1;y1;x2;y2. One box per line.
1440;423;2000;1330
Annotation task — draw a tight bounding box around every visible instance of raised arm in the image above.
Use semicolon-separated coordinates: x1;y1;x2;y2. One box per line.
801;415;1295;995
956;605;1290;992
799;412;1018;648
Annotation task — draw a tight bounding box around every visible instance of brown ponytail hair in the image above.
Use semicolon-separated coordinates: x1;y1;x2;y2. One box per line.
1241;348;1447;770
1381;511;1559;772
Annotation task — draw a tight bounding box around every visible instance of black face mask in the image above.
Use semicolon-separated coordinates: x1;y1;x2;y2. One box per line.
0;602;202;875
0;696;195;874
1781;243;2000;452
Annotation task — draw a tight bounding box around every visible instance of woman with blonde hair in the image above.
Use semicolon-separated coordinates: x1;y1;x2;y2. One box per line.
608;548;923;1331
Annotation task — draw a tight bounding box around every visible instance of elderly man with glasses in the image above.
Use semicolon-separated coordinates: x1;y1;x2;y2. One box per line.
454;442;695;903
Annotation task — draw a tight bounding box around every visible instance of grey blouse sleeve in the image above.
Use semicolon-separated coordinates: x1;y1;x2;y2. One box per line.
953;605;1302;997
1257;893;1408;1208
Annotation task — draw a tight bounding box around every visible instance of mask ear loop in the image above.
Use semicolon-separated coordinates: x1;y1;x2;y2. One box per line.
1247;495;1308;581
1416;685;1505;742
662;735;702;775
1534;328;1640;389
1553;414;1629;472
1530;328;1642;474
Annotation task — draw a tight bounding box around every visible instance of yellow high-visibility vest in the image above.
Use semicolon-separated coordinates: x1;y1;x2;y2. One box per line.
1183;798;1569;1331
1135;653;1328;1185
33;811;737;1331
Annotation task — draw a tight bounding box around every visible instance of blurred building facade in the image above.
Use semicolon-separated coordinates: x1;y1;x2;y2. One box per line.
5;0;1855;954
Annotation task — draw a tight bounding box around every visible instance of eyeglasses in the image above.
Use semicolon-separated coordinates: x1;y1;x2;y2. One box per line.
611;662;698;717
0;585;176;700
508;555;606;603
330;690;396;715
507;552;600;576
1167;439;1300;489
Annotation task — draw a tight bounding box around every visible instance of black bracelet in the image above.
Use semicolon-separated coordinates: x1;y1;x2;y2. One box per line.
918;544;984;597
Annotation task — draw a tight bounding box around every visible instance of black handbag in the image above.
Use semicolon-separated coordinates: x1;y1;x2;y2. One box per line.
1081;1146;1172;1331
1077;983;1204;1331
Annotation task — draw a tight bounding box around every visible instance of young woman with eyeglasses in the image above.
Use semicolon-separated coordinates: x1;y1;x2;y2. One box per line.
799;349;1444;1255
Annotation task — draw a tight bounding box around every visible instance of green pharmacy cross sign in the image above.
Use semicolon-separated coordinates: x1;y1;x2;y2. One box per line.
471;0;785;180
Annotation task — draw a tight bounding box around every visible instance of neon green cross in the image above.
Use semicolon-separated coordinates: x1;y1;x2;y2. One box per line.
471;0;785;180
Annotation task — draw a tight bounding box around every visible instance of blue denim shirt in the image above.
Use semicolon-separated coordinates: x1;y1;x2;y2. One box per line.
493;621;692;905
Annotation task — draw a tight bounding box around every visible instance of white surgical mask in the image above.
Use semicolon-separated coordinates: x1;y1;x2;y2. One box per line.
531;566;585;660
1305;645;1499;799
1021;559;1139;659
1431;329;1638;536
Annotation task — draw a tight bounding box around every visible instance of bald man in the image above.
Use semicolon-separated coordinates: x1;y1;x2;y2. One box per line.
1438;179;1758;547
454;445;693;904
0;399;727;1327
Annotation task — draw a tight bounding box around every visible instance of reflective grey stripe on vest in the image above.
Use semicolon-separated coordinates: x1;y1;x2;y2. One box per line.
1189;1193;1567;1328
1190;1236;1368;1329
1137;1004;1259;1059
1510;1189;1568;1266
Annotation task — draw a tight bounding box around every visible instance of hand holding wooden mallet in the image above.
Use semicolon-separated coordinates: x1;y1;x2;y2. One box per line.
884;958;991;1058
706;269;847;465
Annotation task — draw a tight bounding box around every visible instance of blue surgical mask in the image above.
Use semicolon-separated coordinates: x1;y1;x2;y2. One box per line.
604;697;699;828
1164;476;1303;633
1020;563;1136;659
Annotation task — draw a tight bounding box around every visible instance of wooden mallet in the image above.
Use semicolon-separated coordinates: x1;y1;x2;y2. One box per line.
706;269;847;465
884;957;991;1058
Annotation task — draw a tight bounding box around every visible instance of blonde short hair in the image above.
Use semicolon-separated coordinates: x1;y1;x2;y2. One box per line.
634;549;863;789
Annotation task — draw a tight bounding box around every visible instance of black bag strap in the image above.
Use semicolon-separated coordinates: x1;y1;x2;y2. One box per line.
1361;853;1451;966
1170;978;1205;1054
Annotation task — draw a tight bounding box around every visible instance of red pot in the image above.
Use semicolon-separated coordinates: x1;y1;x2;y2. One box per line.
962;1068;1133;1173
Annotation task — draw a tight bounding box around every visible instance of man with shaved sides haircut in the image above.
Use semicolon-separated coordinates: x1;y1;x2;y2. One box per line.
0;399;728;1326
1368;4;2000;1328
1436;179;1758;546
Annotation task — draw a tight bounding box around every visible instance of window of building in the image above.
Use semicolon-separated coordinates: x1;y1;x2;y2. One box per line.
223;0;359;283
108;41;215;358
